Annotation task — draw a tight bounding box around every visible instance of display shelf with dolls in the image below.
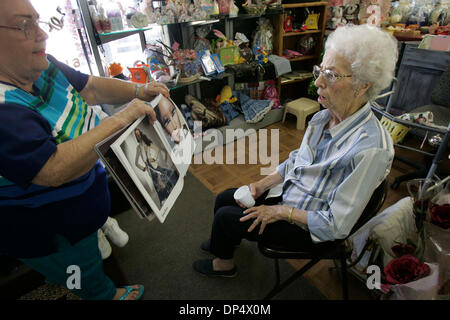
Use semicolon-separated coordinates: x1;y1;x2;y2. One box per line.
78;0;291;156
268;2;328;100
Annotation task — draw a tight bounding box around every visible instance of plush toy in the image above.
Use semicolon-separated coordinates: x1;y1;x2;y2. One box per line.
344;3;359;25
130;12;148;28
108;62;129;80
326;6;334;29
390;6;402;24
216;85;238;104
217;0;230;14
366;0;381;27
194;26;212;52
330;6;347;29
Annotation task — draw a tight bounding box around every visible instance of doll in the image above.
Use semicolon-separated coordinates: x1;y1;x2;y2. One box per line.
331;6;347;29
344;3;359;25
366;0;381;27
194;26;212;52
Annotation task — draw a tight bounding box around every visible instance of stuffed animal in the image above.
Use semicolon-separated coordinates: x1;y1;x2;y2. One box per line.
326;6;334;29
345;4;359;25
330;6;347;29
390;6;402;24
366;0;381;27
193;26;212;52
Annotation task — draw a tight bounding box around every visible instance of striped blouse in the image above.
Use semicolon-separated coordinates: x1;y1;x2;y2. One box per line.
276;102;394;243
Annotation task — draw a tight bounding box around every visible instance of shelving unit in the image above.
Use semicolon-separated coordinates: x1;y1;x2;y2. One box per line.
74;0;286;152
270;1;328;99
96;26;154;44
77;0;282;93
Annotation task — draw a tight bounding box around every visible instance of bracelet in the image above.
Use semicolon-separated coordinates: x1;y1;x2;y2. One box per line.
135;84;141;99
288;207;294;224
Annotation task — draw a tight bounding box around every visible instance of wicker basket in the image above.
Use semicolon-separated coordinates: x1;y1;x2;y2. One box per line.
380;116;410;143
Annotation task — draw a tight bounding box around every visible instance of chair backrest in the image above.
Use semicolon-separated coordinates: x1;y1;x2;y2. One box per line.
348;180;388;237
430;66;450;108
391;45;450;113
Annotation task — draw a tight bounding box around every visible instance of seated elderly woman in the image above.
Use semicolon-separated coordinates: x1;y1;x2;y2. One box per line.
193;24;398;277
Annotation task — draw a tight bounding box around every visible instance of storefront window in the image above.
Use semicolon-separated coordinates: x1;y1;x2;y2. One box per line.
31;0;94;74
32;0;165;77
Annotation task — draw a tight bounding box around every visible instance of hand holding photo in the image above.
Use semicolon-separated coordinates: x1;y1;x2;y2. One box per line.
94;94;191;223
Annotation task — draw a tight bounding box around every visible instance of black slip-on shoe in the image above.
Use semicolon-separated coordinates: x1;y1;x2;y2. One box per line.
193;259;237;278
200;239;211;254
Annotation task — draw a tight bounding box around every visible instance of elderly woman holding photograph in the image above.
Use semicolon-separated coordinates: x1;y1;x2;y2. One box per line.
193;24;398;277
0;0;170;300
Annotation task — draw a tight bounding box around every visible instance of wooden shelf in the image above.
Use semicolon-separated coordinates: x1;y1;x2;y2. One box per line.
282;2;329;9
281;76;313;85
270;1;327;99
288;55;315;62
280;71;313;85
283;30;321;37
168;72;232;91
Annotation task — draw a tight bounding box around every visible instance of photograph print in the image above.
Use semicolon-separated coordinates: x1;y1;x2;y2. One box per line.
111;112;183;223
154;95;195;176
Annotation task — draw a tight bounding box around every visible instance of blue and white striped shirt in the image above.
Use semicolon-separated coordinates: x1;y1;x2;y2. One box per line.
276;102;394;243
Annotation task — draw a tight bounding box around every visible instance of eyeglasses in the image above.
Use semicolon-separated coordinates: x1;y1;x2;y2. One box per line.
0;19;51;40
313;65;352;84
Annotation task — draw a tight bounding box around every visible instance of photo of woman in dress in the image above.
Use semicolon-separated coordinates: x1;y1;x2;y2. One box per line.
134;128;179;207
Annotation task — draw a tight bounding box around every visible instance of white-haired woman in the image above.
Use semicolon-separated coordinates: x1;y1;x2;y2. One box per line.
193;25;398;277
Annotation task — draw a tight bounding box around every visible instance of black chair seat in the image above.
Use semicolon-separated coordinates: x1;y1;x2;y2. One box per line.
258;239;344;260
258;180;387;300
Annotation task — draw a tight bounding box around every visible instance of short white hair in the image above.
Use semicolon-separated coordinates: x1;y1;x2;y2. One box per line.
325;24;398;101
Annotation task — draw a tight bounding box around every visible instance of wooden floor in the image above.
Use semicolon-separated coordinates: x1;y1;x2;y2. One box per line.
188;114;421;300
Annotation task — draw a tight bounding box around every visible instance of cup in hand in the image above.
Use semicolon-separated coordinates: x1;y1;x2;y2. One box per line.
234;185;255;208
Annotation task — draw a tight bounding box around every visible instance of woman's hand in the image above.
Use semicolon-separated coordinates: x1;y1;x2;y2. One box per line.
138;82;170;100
249;181;266;200
240;205;284;235
113;98;157;127
235;180;266;208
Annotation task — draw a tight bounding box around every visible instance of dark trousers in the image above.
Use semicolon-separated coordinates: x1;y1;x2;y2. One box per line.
209;188;325;260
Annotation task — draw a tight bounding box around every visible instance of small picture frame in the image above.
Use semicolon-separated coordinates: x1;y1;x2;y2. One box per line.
199;50;217;76
211;54;224;73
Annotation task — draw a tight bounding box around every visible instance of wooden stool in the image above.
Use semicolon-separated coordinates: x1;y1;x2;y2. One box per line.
282;98;320;130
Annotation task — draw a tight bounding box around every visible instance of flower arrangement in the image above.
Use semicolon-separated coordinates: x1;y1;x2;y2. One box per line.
173;49;201;78
172;49;198;62
383;251;430;286
429;203;450;229
380;242;434;297
378;178;449;299
146;40;202;80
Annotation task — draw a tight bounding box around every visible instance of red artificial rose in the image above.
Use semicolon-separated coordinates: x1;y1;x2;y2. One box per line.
391;243;416;257
430;204;450;229
384;255;431;285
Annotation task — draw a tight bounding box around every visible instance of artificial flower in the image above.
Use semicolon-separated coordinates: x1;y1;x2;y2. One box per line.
384;254;430;285
429;204;450;229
